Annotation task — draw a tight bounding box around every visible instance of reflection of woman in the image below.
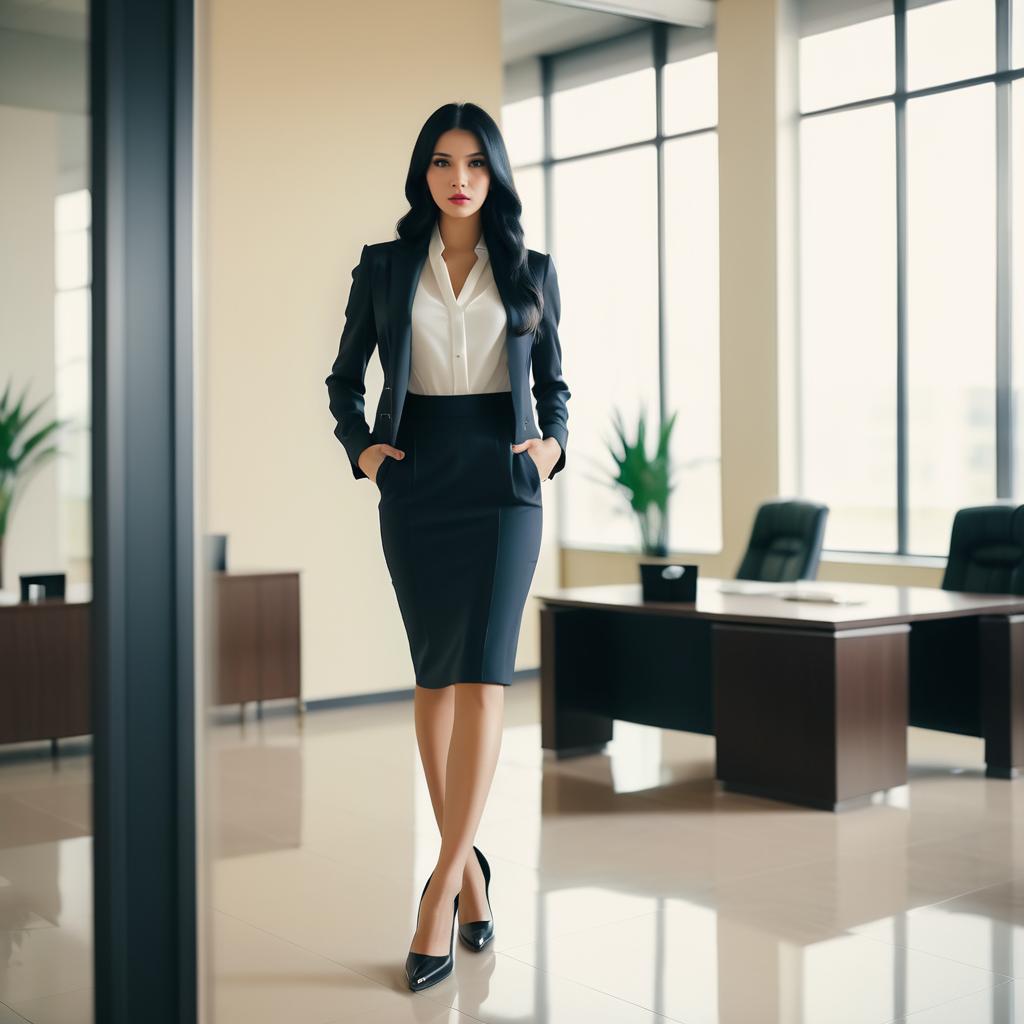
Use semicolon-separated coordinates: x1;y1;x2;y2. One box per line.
325;102;570;992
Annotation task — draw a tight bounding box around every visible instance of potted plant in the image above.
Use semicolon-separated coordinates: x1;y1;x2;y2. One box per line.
0;379;65;591
606;405;677;557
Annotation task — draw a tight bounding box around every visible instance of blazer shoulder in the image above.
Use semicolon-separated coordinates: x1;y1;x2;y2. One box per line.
526;248;551;280
365;239;398;256
353;239;402;275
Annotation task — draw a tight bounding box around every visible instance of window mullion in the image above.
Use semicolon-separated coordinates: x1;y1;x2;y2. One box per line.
895;0;909;555
654;23;667;429
996;0;1013;498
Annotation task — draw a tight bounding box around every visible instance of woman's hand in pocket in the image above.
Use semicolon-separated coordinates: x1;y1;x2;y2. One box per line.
512;437;560;481
358;443;405;484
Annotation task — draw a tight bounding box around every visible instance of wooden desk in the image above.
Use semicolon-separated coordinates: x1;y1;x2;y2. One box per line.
0;571;302;750
536;577;1024;811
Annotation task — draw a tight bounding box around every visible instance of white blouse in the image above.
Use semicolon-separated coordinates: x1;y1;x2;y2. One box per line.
407;220;511;395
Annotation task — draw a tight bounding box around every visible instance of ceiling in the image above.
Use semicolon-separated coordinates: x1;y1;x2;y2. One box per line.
0;0;714;53
502;0;714;63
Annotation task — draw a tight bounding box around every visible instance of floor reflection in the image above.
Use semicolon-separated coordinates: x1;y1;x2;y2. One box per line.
0;679;1021;1023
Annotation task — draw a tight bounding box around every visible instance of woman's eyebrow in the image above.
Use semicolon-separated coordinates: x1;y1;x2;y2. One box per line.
433;151;486;158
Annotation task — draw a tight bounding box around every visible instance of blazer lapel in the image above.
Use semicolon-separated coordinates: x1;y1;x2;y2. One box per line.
384;231;525;413
386;235;428;404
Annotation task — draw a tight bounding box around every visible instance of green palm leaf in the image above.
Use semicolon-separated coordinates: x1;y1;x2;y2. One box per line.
0;379;67;584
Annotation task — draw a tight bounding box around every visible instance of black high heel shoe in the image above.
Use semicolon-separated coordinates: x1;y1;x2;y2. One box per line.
458;846;494;952
405;871;460;992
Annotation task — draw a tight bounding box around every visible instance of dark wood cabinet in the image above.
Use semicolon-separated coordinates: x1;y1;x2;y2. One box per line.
0;601;91;745
0;571;302;748
213;572;302;708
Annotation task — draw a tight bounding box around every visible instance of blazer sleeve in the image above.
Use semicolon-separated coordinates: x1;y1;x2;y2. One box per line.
533;253;571;480
325;244;377;480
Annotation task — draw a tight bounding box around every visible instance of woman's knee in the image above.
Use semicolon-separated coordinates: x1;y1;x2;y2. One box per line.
453;681;504;708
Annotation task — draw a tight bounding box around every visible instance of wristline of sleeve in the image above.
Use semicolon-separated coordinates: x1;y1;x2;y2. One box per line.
541;423;568;455
342;424;374;480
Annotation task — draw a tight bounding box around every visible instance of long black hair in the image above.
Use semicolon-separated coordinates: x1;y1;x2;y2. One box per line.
394;102;544;338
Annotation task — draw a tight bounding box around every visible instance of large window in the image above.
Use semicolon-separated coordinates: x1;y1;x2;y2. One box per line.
54;188;92;572
798;0;1022;557
503;22;721;554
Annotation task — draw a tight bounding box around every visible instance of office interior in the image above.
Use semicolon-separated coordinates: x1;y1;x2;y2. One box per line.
2;0;1024;1021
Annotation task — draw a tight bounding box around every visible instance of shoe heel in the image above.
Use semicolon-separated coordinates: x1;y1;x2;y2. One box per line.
458;845;494;952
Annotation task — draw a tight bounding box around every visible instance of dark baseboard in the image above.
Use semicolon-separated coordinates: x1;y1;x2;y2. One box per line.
0;668;541;757
207;666;539;723
304;665;538;713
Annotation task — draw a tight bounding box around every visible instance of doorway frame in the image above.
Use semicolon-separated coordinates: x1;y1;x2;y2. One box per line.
90;0;197;1020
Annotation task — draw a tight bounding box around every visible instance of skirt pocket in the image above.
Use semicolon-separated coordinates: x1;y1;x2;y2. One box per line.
510;445;543;506
523;448;542;488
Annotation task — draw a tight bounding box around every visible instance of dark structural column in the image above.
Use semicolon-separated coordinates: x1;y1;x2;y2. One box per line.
90;0;196;1021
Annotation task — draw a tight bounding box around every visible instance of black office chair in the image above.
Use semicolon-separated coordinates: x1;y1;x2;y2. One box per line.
912;501;1024;740
734;498;829;582
940;502;1024;595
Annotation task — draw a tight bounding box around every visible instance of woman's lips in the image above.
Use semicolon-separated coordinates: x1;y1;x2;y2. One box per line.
448;196;470;204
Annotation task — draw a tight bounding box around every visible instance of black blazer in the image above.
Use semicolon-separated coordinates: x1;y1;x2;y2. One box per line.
325;233;571;482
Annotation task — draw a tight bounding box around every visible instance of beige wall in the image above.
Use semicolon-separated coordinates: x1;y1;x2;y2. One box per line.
0;105;60;594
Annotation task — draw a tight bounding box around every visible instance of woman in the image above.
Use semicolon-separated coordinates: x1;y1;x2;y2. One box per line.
325;102;570;992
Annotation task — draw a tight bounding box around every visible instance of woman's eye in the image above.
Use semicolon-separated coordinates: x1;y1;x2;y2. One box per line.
432;158;487;168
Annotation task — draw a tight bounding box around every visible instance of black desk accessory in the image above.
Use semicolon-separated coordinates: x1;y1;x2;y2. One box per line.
639;562;698;603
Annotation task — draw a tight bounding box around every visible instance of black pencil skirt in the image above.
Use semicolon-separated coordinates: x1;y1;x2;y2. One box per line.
376;390;544;689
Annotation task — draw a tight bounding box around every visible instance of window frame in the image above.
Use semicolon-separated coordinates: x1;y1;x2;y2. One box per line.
506;22;720;551
798;0;1021;557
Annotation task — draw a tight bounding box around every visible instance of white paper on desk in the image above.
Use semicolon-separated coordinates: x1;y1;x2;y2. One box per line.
716;581;786;596
781;591;867;605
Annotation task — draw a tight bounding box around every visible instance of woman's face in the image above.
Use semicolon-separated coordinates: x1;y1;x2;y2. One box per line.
426;128;490;220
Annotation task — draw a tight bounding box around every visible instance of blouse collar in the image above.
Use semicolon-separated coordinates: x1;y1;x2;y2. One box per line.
430;219;488;257
428;220;489;307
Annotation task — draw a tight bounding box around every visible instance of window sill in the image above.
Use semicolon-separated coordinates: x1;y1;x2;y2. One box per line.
561;543;948;570
820;549;947;569
561;541;723;557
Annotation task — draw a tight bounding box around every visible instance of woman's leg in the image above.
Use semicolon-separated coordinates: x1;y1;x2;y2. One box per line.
413;686;493;928
409;682;504;956
413;685;455;830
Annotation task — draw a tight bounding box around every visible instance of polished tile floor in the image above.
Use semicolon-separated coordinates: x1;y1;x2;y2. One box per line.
1;677;1022;1023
